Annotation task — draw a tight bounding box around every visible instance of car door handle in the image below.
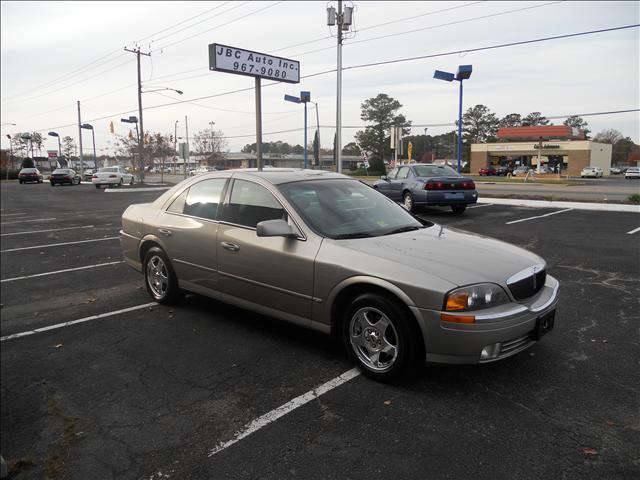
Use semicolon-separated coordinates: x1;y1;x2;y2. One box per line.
221;242;240;252
158;228;172;236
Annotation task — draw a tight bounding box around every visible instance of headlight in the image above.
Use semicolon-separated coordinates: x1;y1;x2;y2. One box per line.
444;283;509;312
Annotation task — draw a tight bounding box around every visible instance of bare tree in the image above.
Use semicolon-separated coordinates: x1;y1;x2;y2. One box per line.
193;128;228;164
593;129;623;144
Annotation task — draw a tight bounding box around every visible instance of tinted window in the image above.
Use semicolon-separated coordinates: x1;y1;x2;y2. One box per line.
167;189;188;214
221;179;286;228
413;165;459;177
279;179;426;238
397;167;411;179
386;168;398;179
181;179;226;220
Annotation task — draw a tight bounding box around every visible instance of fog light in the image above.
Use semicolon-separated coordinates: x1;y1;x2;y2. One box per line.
480;343;502;360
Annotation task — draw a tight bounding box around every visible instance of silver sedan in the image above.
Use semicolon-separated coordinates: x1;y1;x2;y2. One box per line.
120;169;559;381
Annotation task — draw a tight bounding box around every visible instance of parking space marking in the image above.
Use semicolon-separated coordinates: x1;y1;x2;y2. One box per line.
0;302;157;342
468;203;494;209
0;212;27;217
1;225;95;237
627;227;640;235
1;236;119;253
1;217;56;225
506;208;573;225
1;261;125;283
208;367;361;457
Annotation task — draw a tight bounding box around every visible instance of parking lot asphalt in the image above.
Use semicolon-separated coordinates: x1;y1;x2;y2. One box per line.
1;181;639;480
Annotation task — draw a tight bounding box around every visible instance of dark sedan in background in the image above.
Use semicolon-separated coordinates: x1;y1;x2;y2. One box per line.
373;163;477;214
50;168;81;186
18;167;43;184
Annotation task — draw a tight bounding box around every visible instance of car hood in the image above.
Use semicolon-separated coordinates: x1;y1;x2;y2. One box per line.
330;225;543;288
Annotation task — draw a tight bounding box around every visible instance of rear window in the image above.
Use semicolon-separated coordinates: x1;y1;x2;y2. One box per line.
52;169;70;174
20;168;37;173
100;167;118;172
413;165;458;177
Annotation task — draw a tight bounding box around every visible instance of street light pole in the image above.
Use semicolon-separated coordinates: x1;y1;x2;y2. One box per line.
124;47;151;183
209;121;215;166
77;101;84;178
433;65;472;174
174;120;178;175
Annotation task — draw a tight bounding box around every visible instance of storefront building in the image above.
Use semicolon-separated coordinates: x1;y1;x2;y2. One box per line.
470;126;612;176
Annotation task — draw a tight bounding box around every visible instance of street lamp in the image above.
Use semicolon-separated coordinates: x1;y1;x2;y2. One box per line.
121;116;140;176
48;131;62;161
80;124;97;172
209;121;215;165
284;91;311;169
434;65;472;173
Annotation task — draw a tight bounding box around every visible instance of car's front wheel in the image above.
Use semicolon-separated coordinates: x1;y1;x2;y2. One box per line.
403;192;414;212
342;293;423;382
143;247;180;305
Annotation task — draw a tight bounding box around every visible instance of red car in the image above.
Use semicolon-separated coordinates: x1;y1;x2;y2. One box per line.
478;166;497;176
18;168;43;184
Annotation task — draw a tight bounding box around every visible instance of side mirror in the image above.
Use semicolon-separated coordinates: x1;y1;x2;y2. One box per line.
380;175;388;181
256;219;297;238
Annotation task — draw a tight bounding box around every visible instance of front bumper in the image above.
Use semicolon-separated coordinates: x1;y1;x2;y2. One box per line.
412;275;559;364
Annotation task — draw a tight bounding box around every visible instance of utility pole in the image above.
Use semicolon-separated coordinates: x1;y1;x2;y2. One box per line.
77;101;84;178
124;47;151;183
184;115;189;179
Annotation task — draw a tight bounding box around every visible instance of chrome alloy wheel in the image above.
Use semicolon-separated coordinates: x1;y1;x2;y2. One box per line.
146;255;169;299
349;307;399;372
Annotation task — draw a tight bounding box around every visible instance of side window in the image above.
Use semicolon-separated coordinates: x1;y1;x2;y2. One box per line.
221;179;286;229
397;167;410;179
183;179;226;220
167;188;188;214
387;167;398;179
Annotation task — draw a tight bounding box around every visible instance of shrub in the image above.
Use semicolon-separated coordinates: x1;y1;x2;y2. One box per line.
628;193;640;204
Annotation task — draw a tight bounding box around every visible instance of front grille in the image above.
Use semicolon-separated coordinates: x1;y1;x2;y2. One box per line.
508;267;546;300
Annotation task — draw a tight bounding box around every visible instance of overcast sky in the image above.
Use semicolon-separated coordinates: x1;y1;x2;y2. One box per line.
1;0;638;156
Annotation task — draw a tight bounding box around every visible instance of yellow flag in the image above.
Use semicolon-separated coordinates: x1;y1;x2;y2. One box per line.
109;121;114;134
408;141;413;161
144;133;150;145
128;130;134;140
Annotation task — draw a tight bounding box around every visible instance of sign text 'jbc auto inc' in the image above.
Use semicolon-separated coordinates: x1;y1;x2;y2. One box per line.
209;44;300;84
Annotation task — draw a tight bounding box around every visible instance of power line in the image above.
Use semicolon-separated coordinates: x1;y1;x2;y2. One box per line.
152;1;285;52
25;25;640;135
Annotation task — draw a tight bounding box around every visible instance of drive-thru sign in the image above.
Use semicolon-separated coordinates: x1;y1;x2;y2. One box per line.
209;43;301;171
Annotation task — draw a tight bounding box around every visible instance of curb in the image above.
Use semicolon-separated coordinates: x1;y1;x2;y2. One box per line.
477;197;640;213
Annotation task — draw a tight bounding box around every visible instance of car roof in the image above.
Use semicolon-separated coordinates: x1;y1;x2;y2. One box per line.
202;168;350;185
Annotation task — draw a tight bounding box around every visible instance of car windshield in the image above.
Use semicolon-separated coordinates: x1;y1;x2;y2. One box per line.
279;179;430;239
412;165;458;177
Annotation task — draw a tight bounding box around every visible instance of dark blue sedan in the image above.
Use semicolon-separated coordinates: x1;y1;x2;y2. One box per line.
373;163;478;214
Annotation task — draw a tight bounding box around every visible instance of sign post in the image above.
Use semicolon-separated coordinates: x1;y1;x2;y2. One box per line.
209;43;300;171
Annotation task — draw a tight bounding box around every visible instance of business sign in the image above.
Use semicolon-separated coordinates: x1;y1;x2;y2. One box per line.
533;144;560;149
209;43;300;84
47;150;58;158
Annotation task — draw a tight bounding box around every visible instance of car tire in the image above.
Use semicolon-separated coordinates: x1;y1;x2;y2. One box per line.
118;178;123;187
402;192;415;213
129;177;134;185
451;204;466;215
342;292;423;382
143;247;180;305
95;184;101;189
50;182;55;186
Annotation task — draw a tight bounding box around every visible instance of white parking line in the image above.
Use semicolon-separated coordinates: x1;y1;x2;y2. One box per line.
506;208;573;225
1;261;125;283
0;302;157;342
0;212;27;217
1;225;95;237
627;227;640;235
468;203;493;209
208;367;361;457
1;236;119;253
1;217;56;225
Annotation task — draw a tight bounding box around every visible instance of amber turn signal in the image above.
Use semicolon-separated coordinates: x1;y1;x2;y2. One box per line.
441;313;476;324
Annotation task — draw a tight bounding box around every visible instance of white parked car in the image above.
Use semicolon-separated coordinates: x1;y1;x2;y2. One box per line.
624;167;640;179
92;166;135;188
580;166;603;178
189;166;213;176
